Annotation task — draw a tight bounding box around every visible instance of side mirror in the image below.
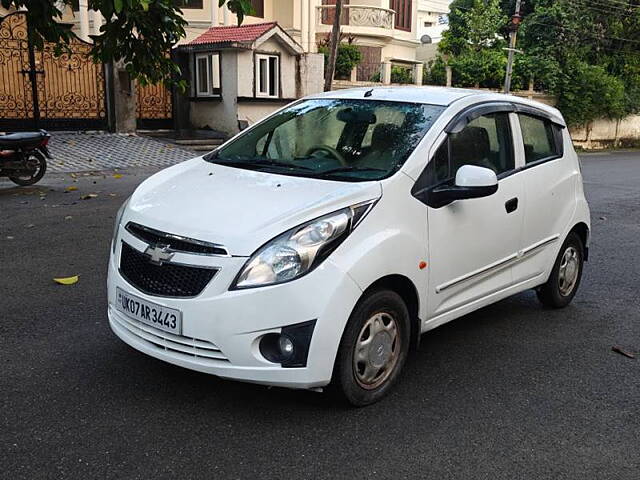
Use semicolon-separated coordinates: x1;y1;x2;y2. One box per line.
429;165;498;208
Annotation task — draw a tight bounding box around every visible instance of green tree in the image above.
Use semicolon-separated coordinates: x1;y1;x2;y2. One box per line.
0;0;254;88
440;0;508;55
431;0;640;125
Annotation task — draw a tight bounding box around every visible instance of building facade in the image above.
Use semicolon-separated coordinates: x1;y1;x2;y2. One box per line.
1;2;423;134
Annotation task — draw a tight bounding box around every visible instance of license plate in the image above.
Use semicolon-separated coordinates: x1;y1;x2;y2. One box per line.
115;287;182;335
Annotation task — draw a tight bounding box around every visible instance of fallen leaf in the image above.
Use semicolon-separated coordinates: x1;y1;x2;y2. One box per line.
81;194;98;200
113;174;123;179
65;186;78;192
53;275;79;285
25;224;34;228
6;236;14;240
64;215;72;220
612;346;635;359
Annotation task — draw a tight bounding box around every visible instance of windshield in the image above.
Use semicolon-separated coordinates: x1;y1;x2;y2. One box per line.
207;99;445;182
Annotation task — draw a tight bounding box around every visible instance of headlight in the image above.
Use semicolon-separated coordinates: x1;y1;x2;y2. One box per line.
232;199;377;289
111;196;130;254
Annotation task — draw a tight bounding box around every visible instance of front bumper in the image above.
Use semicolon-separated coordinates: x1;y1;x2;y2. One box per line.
107;233;363;389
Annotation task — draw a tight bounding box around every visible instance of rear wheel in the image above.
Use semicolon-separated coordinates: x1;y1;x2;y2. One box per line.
536;232;584;308
332;289;411;406
9;151;47;186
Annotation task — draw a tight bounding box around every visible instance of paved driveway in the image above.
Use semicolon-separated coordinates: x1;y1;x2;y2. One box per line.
46;132;196;173
1;152;639;479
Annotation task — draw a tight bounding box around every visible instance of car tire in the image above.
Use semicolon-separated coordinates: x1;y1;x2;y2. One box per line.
536;232;584;308
332;289;411;407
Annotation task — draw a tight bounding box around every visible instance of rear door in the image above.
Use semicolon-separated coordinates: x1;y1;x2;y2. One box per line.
511;113;576;283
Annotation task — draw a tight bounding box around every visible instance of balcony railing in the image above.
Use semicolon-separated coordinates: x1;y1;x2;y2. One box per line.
317;5;396;30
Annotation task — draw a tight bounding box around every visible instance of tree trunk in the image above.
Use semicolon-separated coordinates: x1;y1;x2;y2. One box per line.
323;0;344;92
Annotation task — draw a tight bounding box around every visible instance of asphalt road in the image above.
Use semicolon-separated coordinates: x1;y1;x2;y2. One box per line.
1;152;639;479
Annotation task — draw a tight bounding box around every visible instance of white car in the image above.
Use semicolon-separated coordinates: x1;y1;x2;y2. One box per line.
108;87;590;406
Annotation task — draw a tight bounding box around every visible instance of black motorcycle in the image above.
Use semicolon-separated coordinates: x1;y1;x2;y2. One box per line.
0;130;52;186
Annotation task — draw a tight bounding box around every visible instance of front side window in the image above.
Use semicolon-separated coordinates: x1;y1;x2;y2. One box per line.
208;99;444;182
450;113;514;175
518;114;561;164
256;54;279;98
195;53;220;97
417;112;514;190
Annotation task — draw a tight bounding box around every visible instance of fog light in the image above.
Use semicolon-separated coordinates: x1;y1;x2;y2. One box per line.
278;335;294;357
258;320;316;368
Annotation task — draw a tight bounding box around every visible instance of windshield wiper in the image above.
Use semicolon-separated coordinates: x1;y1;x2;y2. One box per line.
316;166;389;176
212;157;314;171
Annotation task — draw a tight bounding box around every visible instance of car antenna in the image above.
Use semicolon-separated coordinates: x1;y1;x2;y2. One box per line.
364;88;374;98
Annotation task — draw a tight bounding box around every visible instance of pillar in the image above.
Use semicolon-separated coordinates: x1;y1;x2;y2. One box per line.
381;62;392;85
414;63;424;86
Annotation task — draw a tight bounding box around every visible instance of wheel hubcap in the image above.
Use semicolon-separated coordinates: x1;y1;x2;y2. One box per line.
558;246;580;296
353;312;400;390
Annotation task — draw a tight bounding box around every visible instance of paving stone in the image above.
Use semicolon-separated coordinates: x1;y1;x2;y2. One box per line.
47;132;197;173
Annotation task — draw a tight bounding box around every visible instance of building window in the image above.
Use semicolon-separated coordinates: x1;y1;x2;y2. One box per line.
390;0;412;31
255;54;279;98
194;53;221;97
174;0;203;9
251;0;264;18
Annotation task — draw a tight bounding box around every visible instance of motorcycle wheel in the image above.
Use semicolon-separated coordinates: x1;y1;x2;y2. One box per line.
9;151;47;186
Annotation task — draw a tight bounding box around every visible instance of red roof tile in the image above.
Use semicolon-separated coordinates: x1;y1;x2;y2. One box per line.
189;22;278;46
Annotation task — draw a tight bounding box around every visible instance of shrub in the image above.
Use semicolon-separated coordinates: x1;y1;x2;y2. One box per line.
318;43;363;79
424;57;447;86
557;61;626;126
391;66;413;84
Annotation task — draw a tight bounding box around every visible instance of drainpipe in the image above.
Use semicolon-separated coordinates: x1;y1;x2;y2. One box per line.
301;0;309;52
210;0;218;27
308;0;317;53
78;0;90;41
223;3;231;26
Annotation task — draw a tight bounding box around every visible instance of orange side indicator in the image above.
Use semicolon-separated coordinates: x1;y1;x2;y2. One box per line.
419;261;427;270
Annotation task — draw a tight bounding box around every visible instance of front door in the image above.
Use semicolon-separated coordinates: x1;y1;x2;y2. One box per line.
424;111;524;319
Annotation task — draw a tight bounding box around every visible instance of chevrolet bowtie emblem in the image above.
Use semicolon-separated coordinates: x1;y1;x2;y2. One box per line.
144;244;174;265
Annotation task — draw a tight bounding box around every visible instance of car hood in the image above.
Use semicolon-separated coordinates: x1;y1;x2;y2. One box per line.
125;158;382;256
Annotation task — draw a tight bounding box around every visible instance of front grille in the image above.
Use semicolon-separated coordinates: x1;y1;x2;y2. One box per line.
126;222;227;256
119;242;217;297
112;312;228;361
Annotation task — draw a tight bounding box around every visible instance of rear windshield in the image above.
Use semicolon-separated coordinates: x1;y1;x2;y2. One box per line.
207;99;445;182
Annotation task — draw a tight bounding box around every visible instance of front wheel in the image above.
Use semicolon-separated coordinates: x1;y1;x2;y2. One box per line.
9;151;47;186
332;289;411;406
536;232;584;308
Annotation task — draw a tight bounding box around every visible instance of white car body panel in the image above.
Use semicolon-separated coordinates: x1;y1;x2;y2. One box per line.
107;87;591;389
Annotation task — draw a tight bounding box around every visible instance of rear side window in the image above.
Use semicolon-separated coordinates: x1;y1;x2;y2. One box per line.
518;114;562;164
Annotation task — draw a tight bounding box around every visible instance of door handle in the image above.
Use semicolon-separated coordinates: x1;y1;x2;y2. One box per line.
505;197;518;213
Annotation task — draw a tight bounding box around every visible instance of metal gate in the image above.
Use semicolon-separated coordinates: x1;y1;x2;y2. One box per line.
136;81;173;129
0;12;107;131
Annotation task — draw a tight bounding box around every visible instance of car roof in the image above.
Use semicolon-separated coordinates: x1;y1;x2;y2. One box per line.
308;86;565;126
310;86;477;106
